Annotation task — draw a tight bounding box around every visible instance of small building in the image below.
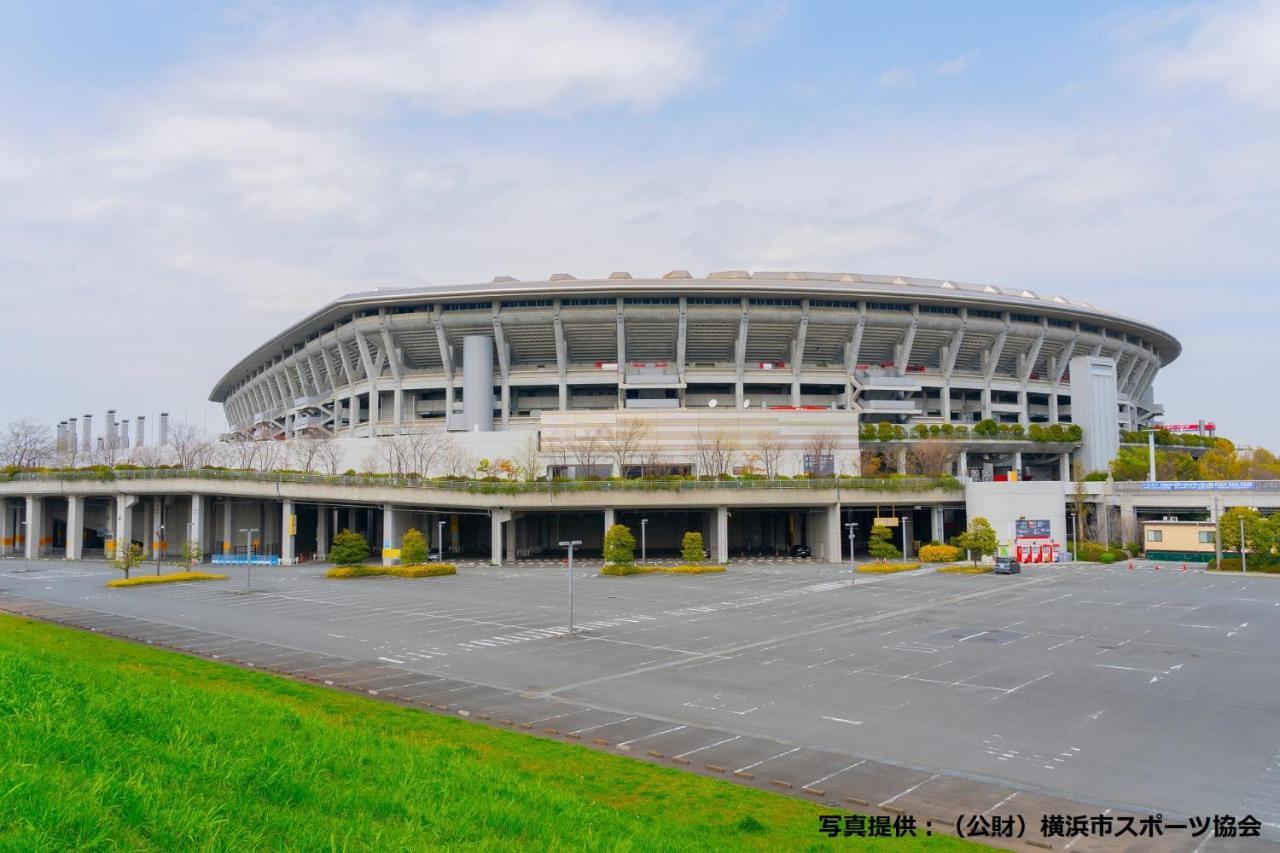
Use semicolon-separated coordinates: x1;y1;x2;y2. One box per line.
1142;520;1216;562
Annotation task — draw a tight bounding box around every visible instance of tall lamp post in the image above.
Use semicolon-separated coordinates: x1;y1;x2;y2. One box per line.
560;539;582;636
640;518;648;564
19;519;28;574
900;515;909;560
436;519;446;563
1069;512;1078;561
155;523;165;575
239;527;259;592
845;521;858;587
1240;515;1248;573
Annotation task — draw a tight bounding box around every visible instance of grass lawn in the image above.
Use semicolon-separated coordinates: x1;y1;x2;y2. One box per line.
0;614;978;851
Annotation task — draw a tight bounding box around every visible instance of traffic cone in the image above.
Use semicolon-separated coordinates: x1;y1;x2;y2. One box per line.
1181;563;1187;572
1127;560;1133;570
1154;563;1160;570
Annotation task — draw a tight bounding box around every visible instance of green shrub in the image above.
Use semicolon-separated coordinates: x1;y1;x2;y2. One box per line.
1099;552;1117;564
326;563;456;579
856;562;921;574
937;564;993;575
329;529;370;567
400;528;428;565
918;544;961;562
600;563;644;576
603;523;636;565
680;531;705;564
1075;541;1107;562
955;517;997;564
866;525;901;561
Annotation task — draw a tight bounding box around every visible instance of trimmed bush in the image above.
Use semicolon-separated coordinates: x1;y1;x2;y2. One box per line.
329;529;370;566
1099;552;1117;564
107;571;228;588
400;528;428;565
937;565;993;575
1075;541;1107;562
866;525;901;561
856;562;922;574
918;544;961;562
601;563;726;577
326;563;456;579
680;531;705;564
603;523;636;565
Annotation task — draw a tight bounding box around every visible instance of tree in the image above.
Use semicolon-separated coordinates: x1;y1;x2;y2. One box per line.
111;542;146;580
314;435;343;475
859;450;886;478
866;525;901;562
1071;462;1091;539
512;435;541;481
290;437;325;474
0;419;55;468
169;422;214;469
1199;446;1247;481
802;432;838;477
603;523;636;565
681;531;705;564
1219;507;1271;556
180;540;202;568
905;442;958;477
329;529;370;566
566;429;603;478
400;528;428;565
756;434;786;479
956;517;998;565
693;428;739;478
604;419;651;478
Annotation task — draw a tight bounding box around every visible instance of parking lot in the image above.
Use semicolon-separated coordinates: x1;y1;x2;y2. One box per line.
3;556;1278;843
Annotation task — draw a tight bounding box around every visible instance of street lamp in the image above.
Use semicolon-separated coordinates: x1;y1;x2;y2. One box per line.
640;518;648;564
1240;515;1247;573
155;523;165;576
559;539;582;636
900;515;909;560
1069;512;1078;562
239;527;259;592
436;519;446;563
844;521;858;587
18;519;28;574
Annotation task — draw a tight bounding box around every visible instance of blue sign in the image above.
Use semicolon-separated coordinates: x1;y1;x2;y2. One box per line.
1140;481;1256;491
1015;518;1052;538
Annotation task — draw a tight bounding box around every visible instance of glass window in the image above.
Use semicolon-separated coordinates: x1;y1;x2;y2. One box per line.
1199;531;1214;544
1146;529;1163;542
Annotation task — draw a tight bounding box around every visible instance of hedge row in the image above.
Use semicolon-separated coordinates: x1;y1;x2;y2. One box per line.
106;571;228;588
856;562;922;574
918;544;961;562
600;564;727;576
326;563;457;579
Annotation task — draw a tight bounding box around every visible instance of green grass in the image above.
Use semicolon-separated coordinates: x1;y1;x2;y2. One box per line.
0;614;978;851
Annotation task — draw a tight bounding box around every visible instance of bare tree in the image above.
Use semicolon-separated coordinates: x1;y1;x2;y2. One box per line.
802;432;839;477
290;438;324;474
128;445;167;468
512;434;541;481
905;442;958;477
859;449;887;477
756;434;786;479
169;422;215;469
220;439;262;470
442;440;474;478
693;428;739;478
603;419;651;478
1;419;56;468
565;428;604;479
314;435;343;475
542;432;572;477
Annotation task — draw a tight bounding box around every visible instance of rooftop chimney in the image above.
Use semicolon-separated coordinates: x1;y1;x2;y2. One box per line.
159;412;170;446
135;416;145;447
82;415;92;452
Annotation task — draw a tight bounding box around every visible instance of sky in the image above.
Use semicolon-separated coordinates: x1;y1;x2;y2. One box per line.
1;0;1277;446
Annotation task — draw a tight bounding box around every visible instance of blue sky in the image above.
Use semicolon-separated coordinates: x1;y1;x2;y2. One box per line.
1;1;1277;445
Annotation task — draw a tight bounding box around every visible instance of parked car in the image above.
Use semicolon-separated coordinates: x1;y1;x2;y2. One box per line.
994;556;1021;574
790;544;812;558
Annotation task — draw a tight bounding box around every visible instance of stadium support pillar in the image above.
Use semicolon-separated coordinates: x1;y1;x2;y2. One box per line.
822;503;841;563
189;494;204;560
393;384;404;432
66;496;84;560
381;503;396;566
114;495;136;559
1013;452;1023;479
981;387;992;420
941;388;952;423
603;507;615;536
151;497;165;559
222;500;232;555
316;505;328;560
958;451;968;482
715;507;729;564
930;506;945;545
0;498;10;556
1060;453;1072;482
282;500;296;566
24;497;42;560
489;509;510;567
505;513;518;563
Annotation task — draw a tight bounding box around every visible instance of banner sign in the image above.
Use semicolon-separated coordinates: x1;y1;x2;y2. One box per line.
1140;481;1255;491
1015;519;1052;539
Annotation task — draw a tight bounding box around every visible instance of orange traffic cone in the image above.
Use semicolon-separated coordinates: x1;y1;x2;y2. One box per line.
1154;563;1160;570
1181;563;1187;572
1127;560;1133;570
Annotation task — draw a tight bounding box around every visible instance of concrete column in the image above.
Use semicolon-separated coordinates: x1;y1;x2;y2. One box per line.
189;494;204;561
715;506;729;564
25;496;43;560
823;503;842;563
114;495;135;559
222;500;232;555
1013;452;1023;480
381;503;399;566
62;491;82;558
0;498;10;556
150;497;165;559
462;335;496;432
505;512;518;562
349;394;358;436
980;387;992;420
282;499;296;566
958;451;968;482
316;505;328;560
393;385;403;432
930;506;945;545
1060;453;1072;482
603;507;616;534
489;511;504;567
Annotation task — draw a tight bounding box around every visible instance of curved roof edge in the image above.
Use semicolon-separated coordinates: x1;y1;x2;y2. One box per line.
210;271;1182;402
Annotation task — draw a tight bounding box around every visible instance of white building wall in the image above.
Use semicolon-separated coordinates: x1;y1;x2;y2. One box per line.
963;480;1068;553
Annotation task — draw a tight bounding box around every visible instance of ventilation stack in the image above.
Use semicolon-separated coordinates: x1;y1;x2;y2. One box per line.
135;416;145;447
82;415;92;452
120;419;131;450
159;412;170;446
56;422;67;453
105;410;117;449
68;418;78;453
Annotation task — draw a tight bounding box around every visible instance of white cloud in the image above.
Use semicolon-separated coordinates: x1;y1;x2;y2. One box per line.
1127;1;1280;110
186;2;706;117
934;51;979;77
878;67;913;86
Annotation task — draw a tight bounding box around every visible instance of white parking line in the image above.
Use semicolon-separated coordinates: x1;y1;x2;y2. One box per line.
568;716;635;736
734;747;800;773
617;725;686;748
879;774;939;807
673;735;741;759
805;760;865;788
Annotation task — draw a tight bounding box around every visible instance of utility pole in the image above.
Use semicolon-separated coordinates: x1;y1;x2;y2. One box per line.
640;518;648;564
239;527;259;592
559;539;582;636
845;521;858;587
1240;516;1247;573
1213;497;1222;569
436;519;446;563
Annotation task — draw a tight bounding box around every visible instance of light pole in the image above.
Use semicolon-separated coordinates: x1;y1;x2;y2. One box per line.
18;519;28;573
1240;516;1247;573
1213;497;1222;569
560;539;582;636
1069;512;1078;562
900;515;909;560
436;519;446;563
155;523;165;575
640;518;648;564
845;521;858;587
239;527;258;592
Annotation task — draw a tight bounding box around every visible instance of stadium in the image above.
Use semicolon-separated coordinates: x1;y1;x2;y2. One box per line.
210;270;1179;481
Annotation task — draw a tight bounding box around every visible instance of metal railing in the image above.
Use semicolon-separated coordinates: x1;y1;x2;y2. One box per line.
4;468;962;495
